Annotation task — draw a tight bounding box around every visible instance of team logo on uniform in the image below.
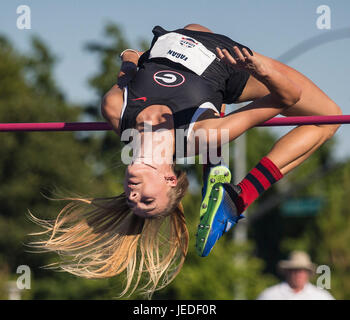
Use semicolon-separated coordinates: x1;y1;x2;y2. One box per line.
153;70;185;87
180;37;198;48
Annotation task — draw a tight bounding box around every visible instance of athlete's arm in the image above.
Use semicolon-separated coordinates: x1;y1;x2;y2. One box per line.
101;49;144;136
101;84;124;136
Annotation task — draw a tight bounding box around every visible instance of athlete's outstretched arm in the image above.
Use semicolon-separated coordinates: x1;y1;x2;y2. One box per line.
101;85;124;136
101;49;143;135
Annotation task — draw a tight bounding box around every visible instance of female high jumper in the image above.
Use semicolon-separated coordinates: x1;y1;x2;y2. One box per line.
30;24;341;297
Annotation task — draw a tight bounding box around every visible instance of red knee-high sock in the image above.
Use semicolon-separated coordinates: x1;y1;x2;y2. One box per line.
236;157;283;214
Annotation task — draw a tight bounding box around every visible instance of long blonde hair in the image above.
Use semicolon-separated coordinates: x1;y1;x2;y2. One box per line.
28;170;189;298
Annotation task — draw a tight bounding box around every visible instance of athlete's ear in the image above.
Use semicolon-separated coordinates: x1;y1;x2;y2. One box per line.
165;175;178;187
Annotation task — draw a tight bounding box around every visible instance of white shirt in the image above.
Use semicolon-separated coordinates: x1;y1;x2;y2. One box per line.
257;282;335;300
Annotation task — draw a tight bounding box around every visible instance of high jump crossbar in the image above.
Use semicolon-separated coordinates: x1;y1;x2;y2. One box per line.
0;115;349;132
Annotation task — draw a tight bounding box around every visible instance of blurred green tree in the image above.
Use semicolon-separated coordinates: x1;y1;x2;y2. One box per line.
0;34;117;299
276;158;350;299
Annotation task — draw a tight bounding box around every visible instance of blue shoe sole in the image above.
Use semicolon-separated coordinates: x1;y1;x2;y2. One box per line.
196;165;232;257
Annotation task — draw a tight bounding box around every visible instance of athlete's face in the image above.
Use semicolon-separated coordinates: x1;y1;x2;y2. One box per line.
124;163;177;218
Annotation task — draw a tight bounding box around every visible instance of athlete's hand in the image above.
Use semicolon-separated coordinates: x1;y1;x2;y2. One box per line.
117;50;142;88
216;46;268;78
117;61;138;88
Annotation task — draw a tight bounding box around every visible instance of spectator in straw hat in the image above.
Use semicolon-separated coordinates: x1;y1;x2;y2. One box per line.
257;251;335;300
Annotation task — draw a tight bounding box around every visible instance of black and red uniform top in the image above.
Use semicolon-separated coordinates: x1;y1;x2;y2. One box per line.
120;25;252;154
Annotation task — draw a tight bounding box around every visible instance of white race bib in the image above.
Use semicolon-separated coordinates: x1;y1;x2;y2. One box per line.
149;32;216;76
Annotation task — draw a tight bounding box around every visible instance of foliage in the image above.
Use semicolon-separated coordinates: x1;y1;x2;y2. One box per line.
0;33;120;299
279;159;350;299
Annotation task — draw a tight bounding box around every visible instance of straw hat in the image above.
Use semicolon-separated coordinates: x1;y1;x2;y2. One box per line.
278;251;316;274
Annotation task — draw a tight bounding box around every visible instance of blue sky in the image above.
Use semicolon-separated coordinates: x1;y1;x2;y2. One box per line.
1;0;350;159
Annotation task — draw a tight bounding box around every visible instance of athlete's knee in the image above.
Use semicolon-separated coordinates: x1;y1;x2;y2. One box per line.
332;102;342;117
321;124;338;142
322;103;342;141
331;109;342;136
183;23;213;33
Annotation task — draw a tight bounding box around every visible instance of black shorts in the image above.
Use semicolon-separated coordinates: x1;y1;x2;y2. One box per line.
174;27;252;104
140;26;252;104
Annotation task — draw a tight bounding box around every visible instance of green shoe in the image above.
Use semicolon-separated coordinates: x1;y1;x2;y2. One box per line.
196;165;235;257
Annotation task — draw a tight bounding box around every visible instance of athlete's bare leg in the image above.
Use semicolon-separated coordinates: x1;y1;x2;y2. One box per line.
183;25;341;175
236;51;342;175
